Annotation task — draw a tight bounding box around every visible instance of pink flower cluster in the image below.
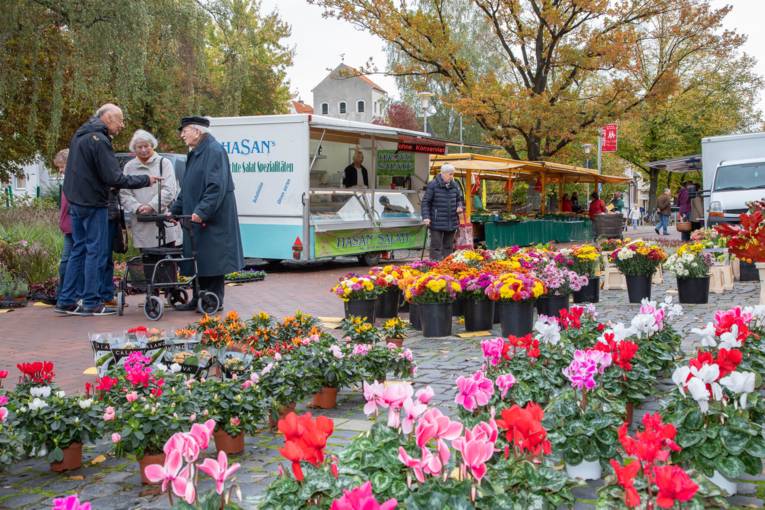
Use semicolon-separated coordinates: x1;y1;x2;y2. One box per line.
639;301;666;331
537;262;588;294
455;370;494;412
481;337;505;367
330;481;397;510
495;373;516;398
363;381;433;434
399;408;463;483
563;349;612;390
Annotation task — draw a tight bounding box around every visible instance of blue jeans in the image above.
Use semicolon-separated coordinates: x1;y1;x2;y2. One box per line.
56;233;74;297
57;205;108;309
100;220;117;302
658;214;669;234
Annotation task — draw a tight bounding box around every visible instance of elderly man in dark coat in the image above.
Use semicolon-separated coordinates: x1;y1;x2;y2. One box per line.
171;116;244;311
421;163;465;260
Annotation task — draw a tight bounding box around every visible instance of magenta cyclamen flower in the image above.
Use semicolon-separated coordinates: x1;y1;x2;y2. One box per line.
563;349;611;390
495;373;516;398
330;481;398;510
481;337;505;367
52;495;91;510
455;370;494;412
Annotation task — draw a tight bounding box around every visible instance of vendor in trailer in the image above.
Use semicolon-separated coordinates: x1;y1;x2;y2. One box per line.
342;150;369;188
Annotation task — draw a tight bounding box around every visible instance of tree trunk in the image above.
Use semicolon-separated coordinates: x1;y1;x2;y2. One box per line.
647;167;659;213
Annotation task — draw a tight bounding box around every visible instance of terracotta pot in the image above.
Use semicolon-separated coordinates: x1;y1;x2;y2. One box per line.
269;402;296;429
625;402;634;425
50;442;82;472
386;337;404;348
214;428;245;455
138;452;166;485
311;387;339;409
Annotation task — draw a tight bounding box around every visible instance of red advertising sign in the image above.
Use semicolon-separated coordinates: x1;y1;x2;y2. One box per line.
601;123;618;152
397;136;446;155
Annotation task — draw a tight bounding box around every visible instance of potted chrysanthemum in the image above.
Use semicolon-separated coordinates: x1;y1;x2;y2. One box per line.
664;243;713;304
569;244;601;303
459;272;495;331
609;240;667;303
485;272;545;336
331;274;383;321
406;273;461;337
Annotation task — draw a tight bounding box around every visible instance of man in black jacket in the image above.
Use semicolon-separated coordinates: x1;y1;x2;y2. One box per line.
421;164;464;260
55;104;160;316
342;150;369;187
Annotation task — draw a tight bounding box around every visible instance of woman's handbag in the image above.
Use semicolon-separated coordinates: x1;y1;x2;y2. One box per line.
676;214;692;233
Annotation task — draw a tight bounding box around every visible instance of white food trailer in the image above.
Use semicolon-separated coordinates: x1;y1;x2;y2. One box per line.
209;114;440;264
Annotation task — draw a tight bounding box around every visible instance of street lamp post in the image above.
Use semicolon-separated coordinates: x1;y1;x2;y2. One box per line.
417;91;434;133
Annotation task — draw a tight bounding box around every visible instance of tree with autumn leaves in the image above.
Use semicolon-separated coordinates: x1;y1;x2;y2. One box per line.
311;0;752;166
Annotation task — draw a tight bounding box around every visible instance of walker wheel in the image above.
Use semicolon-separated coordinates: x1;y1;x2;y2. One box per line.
169;289;189;309
144;295;164;321
198;291;220;315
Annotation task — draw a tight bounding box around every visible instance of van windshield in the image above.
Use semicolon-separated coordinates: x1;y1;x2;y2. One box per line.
714;162;765;191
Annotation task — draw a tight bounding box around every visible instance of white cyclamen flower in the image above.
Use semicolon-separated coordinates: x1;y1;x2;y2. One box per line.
170;363;182;373
56;391;66;398
718;325;742;350
743;305;765;328
609;322;636;343
28;398;48;411
631;314;659;338
30;386;52;398
691;323;717;348
534;317;561;345
672;366;691;395
719;371;756;409
78;399;93;409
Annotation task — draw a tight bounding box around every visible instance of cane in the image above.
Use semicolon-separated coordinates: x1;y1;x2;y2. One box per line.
420;224;429;260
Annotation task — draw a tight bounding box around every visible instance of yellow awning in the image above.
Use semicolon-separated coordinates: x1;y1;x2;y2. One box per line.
429;159;525;171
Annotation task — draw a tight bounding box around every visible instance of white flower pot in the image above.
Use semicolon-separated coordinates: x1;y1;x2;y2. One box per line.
708;470;737;495
756;263;765;305
565;459;602;480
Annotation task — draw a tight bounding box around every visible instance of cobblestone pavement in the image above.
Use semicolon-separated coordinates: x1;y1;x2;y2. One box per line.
1;275;764;509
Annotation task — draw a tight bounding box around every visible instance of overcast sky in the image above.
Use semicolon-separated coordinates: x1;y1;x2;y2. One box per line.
263;0;765;111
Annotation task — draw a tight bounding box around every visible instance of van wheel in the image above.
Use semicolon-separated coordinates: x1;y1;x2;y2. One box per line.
358;252;381;267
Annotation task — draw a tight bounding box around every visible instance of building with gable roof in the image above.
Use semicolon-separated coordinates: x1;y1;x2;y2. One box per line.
312;63;387;123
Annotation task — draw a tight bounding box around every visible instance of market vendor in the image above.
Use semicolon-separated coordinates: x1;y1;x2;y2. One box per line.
342;150;369;188
588;192;607;220
171;116;244;310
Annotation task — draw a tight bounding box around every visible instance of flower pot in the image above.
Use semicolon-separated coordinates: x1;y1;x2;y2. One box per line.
345;298;377;322
493;304;500;324
497;300;535;338
757;263;765;305
573;277;600;303
739;260;759;281
139;452;166;485
625;275;651;303
535;294;570;318
408;303;422;330
310;386;339;409
50;442;82;472
386;337;404;348
399;300;410;313
565;459;602;480
708;470;738;495
676;277;710;304
214;428;245;455
463;298;494;332
375;287;400;319
451;295;465;317
420;302;453;338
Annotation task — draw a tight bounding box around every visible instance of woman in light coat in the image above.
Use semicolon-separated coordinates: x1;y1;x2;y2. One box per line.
121;130;181;249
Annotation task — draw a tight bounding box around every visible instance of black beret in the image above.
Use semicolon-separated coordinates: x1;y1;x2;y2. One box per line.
178;116;210;131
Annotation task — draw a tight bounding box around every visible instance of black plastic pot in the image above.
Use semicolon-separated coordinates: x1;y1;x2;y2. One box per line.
452;295;465;317
409;303;422;330
493;303;501;324
625;275;651;303
536;294;570;318
400;300;410;313
573;277;600;303
375;287;401;319
740;261;760;282
464;298;494;332
497;300;535;337
420;302;453;338
677;277;710;304
345;298;377;322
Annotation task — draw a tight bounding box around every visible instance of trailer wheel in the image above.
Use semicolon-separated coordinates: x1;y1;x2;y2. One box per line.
358;252;381;267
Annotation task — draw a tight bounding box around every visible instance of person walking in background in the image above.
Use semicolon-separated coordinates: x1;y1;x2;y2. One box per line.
121;129;181;249
588;192;607;220
656;188;672;236
629;205;641;230
171;116;243;311
676;181;691;240
53;149;73;300
690;182;705;234
422;163;464;260
55;103;160;316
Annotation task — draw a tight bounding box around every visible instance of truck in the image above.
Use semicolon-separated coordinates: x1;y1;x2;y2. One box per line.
208;114;436;264
702;132;765;225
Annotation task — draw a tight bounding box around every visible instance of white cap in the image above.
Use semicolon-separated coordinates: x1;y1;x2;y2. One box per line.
440;163;456;174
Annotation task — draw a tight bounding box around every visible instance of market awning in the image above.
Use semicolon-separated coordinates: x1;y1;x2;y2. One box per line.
429;159;525;171
646;155;702;173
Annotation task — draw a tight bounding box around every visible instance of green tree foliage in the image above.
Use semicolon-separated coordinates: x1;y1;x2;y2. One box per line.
0;0;292;180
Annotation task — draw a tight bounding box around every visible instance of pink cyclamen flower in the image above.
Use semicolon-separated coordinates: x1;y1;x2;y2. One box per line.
0;395;8;406
495;373;516;398
382;382;414;429
198;450;241;495
415;386;434;405
103;406;115;421
415;408;463;449
126;391;138;403
481;337;505;366
454;370;494;412
452;434;494;482
400;398;427;435
144;449;196;503
164;432;200;463
189;419;216;450
362;380;385;416
330;481;398;510
0;407;7;423
398;446;443;483
111;433;121;443
563;349;611;390
52;494;91;510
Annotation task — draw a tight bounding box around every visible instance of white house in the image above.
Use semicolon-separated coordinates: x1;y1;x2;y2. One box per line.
1;156;61;200
312;63;387;123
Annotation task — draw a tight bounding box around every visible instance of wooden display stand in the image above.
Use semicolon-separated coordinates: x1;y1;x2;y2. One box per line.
709;264;735;294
